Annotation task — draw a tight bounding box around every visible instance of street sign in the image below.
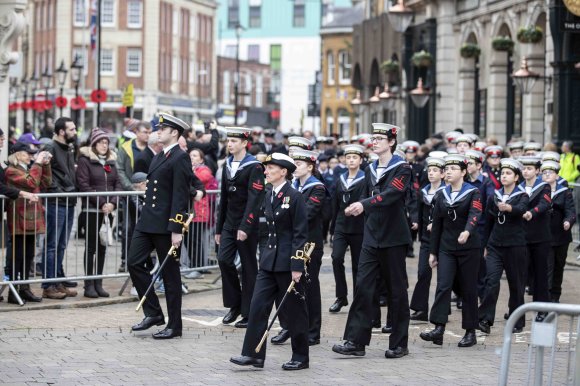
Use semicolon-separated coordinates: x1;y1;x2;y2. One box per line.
122;84;134;107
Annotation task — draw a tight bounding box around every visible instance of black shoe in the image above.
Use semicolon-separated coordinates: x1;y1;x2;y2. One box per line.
379;296;388;307
535;312;547;322
230;355;264;368
271;329;290;345
512;327;523;334
458;329;477;347
504;312;509;320
410;310;428;322
19;288;42;302
308;338;320;346
62;281;78;288
282;360;309;370
381;325;392;334
478;320;491;335
152;327;182;339
223;307;241;324
132;315;165;331
329;297;348;313
234;318;249;328
332;341;365;356
419;324;445;345
456;298;463;309
385;346;409;358
372;320;382;329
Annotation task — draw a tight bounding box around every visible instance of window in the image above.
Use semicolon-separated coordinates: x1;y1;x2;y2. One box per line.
249;0;261;28
73;0;88;27
223;71;230;103
326;51;335;85
190;14;196;39
255;74;263;107
126;49;142;77
224;45;237;58
101;0;115;27
293;0;305;28
338;50;351;84
100;48;114;75
47;0;54;29
270;44;281;71
244;73;252;106
172;55;178;81
248;45;260;61
189;60;196;84
72;47;89;76
173;10;179;36
228;0;239;29
127;0;142;28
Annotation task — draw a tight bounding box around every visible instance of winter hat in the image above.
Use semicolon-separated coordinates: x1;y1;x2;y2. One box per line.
90;127;109;147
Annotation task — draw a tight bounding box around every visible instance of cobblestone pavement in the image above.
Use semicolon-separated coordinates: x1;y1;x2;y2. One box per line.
1;242;579;385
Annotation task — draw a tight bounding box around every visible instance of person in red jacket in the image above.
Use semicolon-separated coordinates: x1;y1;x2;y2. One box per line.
76;128;123;298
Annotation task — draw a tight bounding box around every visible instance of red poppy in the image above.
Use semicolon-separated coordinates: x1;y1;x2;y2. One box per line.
103;165;112;173
55;96;68;108
91;89;107;103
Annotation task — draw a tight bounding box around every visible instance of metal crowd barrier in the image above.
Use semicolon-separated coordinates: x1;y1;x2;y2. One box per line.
0;190;221;305
499;302;580;386
570;183;580;249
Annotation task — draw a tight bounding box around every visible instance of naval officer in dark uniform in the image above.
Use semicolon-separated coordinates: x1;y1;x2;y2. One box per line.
230;153;310;370
332;123;412;359
216;127;265;327
129;113;196;339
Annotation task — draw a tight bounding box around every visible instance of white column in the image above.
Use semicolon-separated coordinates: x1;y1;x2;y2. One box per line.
457;57;476;132
521;45;545;143
487;51;508;143
435;0;456;133
0;0;27;162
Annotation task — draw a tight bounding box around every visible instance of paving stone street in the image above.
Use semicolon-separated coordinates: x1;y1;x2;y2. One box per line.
1;243;579;385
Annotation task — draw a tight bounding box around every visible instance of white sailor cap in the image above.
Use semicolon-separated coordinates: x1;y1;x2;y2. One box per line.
518;156;541;167
426;157;446;169
508;141;525;150
402;140;420;152
263;152;296;173
444;154;468;169
500;158;523;172
343;144;365;156
429;150;448;159
445;131;462;143
447;148;460;155
473;141;488;152
465;150;485;163
157;112;190;134
540;160;560;172
371;123;399;137
466;133;479;143
338;137;348;144
485;145;503;157
456;134;474;145
541;151;560;163
225;126;252;139
291;149;318;163
523;142;542;152
288;136;312;150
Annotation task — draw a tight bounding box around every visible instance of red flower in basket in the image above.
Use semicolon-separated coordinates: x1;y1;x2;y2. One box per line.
103;165;112;173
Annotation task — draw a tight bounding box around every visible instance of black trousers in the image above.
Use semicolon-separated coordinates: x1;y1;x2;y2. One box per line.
331;232;363;299
84;212;106;275
306;247;323;340
13;235;35;281
527;242;551;303
430;249;479;330
241;270;309;362
128;230;182;330
476;227;486;300
410;243;432;313
549;243;570;301
343;244;409;349
217;228;258;317
478;245;526;329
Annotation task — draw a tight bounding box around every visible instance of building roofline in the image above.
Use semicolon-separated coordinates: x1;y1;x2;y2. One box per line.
320;27;354;35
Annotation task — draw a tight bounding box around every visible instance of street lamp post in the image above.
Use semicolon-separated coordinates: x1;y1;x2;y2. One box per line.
386;0;414;34
350;90;362;134
55;60;68;116
410;78;431;108
42;66;52;128
29;72;38;131
234;24;244;126
20;77;28;128
512;57;539;95
70;56;83;127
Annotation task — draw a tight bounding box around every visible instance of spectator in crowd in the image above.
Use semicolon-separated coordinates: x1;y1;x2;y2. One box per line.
559;140;580;185
134;128;163;174
117;118;140;148
42;117;79;300
186;120;220;174
5;143;52;304
76;128;123;298
185;148;217;279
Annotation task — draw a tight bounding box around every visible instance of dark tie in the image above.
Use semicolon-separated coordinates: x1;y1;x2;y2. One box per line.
271;190;275;203
165;150;171;158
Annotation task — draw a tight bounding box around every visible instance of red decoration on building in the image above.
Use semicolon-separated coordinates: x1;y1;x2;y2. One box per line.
91;89;107;103
55;96;68;108
71;96;87;110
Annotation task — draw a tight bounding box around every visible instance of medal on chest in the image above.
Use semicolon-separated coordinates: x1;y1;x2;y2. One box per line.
281;196;290;209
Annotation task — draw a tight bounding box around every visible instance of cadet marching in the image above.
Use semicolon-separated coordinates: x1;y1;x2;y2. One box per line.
127;115;577;370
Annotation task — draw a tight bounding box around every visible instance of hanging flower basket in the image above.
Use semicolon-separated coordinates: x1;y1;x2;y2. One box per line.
517;26;543;44
460;43;481;59
381;59;400;74
411;50;433;67
492;36;515;52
